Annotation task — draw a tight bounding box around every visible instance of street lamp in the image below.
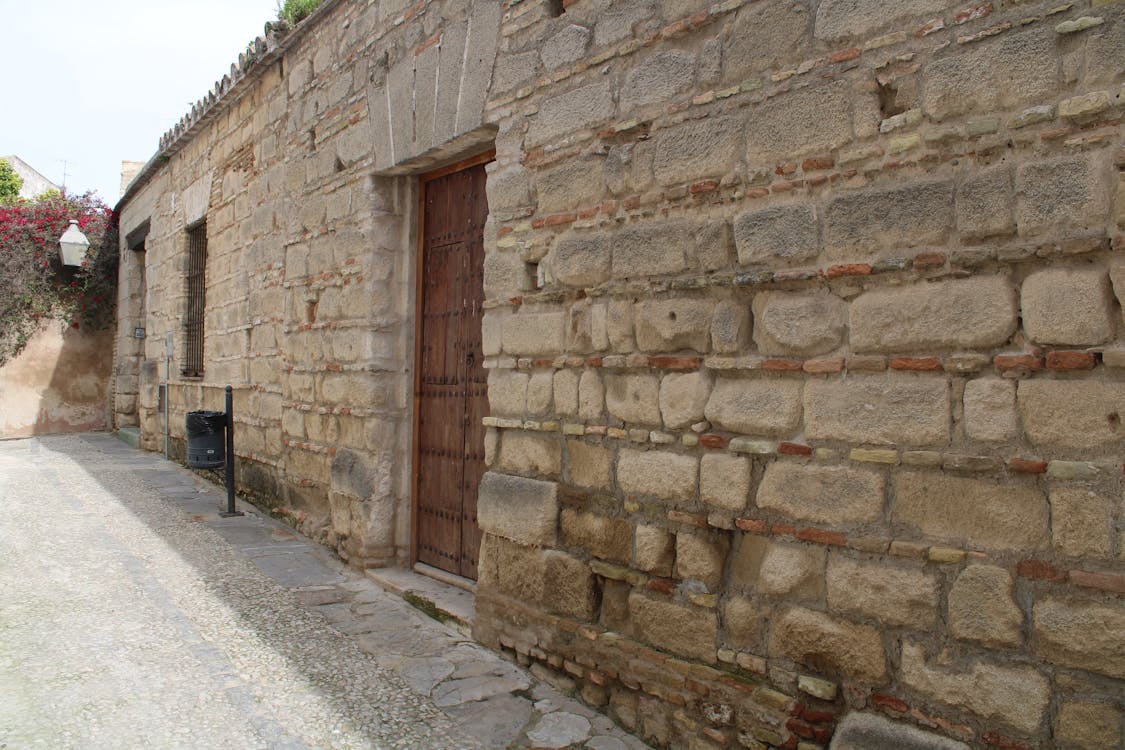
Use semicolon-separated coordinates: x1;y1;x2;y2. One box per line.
58;219;89;267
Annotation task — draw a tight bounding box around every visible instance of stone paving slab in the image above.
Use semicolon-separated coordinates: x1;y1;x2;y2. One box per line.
0;434;651;750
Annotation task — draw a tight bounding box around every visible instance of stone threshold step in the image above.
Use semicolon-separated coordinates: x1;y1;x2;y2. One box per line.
365;563;476;637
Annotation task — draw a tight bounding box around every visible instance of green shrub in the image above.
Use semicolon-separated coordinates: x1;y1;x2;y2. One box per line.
0;161;22;204
279;0;320;25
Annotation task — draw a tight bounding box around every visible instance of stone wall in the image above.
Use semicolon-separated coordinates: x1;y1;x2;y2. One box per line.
113;0;1124;747
473;1;1125;749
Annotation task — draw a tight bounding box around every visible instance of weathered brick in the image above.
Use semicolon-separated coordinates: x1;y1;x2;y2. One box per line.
1015;155;1112;237
745;81;854;164
1050;487;1113;558
634;298;715;352
605;373;661;426
850;275;1017;353
652;115;744;186
1021;267;1114;346
963;378;1018;443
948;565;1023;648
900;643;1049;735
704;378;803;437
1018;380;1125;450
770;607;886;682
752;291;846;356
756;463;884;525
478;472;559;547
804;378;950;446
617;448;698;501
551;232;611;287
892;471;1048;551
730;535;826;602
826;556;938;628
922;28;1059;122
700;454;751;512
824;180;953;259
733;204;819;265
629;591;718;663
1034;595;1125;679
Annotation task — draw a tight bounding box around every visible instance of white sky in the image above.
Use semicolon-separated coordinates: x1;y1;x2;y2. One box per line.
1;0;277;204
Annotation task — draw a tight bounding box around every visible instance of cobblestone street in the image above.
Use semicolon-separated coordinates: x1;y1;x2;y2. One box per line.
0;434;648;750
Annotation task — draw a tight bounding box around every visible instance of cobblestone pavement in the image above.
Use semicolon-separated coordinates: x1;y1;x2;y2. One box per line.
0;434;650;750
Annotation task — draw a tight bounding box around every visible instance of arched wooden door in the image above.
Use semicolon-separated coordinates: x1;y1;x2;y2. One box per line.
413;156;490;580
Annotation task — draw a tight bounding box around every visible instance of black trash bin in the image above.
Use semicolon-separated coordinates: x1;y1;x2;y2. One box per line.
186;410;226;469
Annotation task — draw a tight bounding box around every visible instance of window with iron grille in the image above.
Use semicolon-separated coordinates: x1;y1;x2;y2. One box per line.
183;223;207;377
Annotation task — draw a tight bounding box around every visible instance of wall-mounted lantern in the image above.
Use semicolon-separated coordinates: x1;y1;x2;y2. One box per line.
58;219;90;266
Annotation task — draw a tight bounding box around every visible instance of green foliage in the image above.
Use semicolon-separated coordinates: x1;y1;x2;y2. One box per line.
279;0;320;25
0;191;118;366
0;161;22;204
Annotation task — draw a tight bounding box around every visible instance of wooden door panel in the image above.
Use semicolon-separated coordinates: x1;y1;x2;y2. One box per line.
415;161;489;579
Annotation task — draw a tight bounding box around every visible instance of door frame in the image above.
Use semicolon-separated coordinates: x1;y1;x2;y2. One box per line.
410;148;495;572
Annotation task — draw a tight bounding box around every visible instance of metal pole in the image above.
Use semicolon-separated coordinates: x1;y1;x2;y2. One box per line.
164;357;169;459
220;385;243;517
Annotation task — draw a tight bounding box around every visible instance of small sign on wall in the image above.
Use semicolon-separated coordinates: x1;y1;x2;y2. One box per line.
133;327;146;339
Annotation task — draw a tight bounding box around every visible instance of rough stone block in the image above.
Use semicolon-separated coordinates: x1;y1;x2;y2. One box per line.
478;472;559;547
711;301;750;354
478;535;545;604
948;565;1023;648
804;378;950;446
606;299;635;352
527;372;553;415
617;448;698;501
733;204;819;265
487;165;533;212
659;371;713;430
1035;595;1125;679
566;439;613;491
829;712;970;750
963;378;1018;443
745;81;853;164
621;49;696;110
605;373;661;426
814;0;949;41
900;643;1049;735
1019;380;1125;451
892;471;1048;551
731;537;826;598
674;531;730;591
1050;487;1113;558
489;371;529;416
634;524;675;576
1016;155;1111;237
628;591;718;663
502;312;566;356
956;166;1015;240
554;369;579;415
824;180;953;260
700;454;751;512
652;115;743;186
634;298;715;352
497;431;562;478
722;595;766;651
537;157;606;214
540;23;591;71
769;607;886;682
544;549;599;621
725;1;812;80
1021;267;1114;346
753;291;846;356
704;378;802;437
578;370;605;421
1055;701;1122;750
921;28;1058;122
756;463;884;525
826;556;937;628
527;81;614;146
561;508;632;563
611;221;691;278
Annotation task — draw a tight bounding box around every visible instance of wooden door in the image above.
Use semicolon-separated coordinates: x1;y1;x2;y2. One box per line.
414;159;489;580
